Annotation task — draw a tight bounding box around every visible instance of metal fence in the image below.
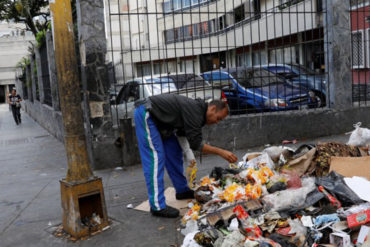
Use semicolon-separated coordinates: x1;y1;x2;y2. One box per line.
350;0;370;106
106;0;328;125
39;43;53;107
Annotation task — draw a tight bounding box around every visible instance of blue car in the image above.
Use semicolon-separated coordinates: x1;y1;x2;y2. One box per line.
202;67;316;114
261;64;326;106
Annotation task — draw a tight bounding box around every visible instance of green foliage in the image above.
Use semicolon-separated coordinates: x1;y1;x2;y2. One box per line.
36;29;46;47
16;57;30;70
0;0;50;37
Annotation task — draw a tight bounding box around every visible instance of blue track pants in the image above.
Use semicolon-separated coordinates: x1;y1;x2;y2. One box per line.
134;105;190;210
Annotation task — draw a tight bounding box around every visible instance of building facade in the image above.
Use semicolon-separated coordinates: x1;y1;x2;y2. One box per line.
0;22;34;103
105;0;325;82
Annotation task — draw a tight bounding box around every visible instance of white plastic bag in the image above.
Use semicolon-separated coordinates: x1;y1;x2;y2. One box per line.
246;153;275;170
262;177;316;212
347;122;370;147
177;136;196;162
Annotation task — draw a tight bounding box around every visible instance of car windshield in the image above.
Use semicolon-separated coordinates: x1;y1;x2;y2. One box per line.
231;68;285;88
289;64;318;75
167;74;210;89
145;78;177;95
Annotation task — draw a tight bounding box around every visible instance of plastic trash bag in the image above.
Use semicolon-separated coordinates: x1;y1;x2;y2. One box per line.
347;122;370;147
315;171;364;206
263;146;293;163
215;230;245;247
314;214;340;226
182;231;202;247
181;220;199;236
263;177;316;213
341;202;370;217
239;153;275;170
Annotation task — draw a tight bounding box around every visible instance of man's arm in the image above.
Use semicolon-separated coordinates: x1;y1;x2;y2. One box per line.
202;143;237;163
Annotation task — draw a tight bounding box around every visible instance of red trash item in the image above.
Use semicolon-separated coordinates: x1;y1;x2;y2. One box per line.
233;205;262;238
318;186;342;209
276;227;295;236
285;172;302;188
347;210;370;228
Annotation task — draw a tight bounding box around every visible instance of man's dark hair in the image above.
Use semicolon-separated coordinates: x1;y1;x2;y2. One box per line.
209;100;228;111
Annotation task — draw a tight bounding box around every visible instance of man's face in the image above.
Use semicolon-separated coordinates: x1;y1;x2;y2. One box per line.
11;90;16;96
206;105;228;125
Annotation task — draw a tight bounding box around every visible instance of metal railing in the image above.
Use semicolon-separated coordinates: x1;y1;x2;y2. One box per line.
350;0;370;106
106;0;328;126
39;44;53;107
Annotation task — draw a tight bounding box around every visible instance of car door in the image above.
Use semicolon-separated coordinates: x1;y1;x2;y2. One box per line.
116;81;140;121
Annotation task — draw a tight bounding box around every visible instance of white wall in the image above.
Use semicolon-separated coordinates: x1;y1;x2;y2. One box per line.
0;22;34;86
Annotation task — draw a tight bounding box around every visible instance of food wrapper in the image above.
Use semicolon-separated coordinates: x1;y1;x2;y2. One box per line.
186;160;198;189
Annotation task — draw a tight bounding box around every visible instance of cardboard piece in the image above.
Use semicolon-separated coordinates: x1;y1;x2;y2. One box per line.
134;187;191;216
329;156;370;180
284;148;316;176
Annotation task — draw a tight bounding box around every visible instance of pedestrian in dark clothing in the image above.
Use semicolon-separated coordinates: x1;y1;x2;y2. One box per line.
8;89;22;125
134;94;237;218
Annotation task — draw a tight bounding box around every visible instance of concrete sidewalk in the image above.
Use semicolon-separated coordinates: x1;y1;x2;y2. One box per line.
0;104;350;247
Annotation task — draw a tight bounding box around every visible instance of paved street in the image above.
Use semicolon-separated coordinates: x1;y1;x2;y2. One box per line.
0;104;350;247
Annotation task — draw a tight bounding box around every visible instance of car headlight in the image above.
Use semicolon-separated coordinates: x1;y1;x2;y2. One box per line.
265;98;287;107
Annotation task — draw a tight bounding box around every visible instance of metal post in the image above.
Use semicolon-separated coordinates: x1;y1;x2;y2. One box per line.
49;0;109;238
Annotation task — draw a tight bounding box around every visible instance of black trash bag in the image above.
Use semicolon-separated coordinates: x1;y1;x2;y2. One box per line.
315;171;364;206
267;181;287;193
210;167;240;180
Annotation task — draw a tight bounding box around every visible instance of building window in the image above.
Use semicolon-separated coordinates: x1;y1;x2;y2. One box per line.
165;29;175;42
218;16;225;31
279;0;305;10
352;30;365;68
252;50;268;66
350;0;370;8
234;5;245;24
183;0;191;8
173;0;181;10
163;1;172;13
253;0;261;17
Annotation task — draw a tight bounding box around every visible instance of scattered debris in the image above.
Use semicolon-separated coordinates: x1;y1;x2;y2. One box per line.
179;134;370;247
127;204;133;209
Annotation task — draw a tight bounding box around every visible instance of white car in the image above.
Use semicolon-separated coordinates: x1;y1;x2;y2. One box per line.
110;73;225;127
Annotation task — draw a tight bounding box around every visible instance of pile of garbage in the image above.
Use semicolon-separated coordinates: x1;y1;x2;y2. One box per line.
181;124;370;247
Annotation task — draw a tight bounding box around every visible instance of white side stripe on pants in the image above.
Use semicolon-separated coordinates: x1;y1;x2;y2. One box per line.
144;111;160;210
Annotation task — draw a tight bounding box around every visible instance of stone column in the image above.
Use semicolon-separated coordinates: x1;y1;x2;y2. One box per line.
45;31;61;111
324;0;352;109
76;0;122;169
35;48;45;104
30;55;37;102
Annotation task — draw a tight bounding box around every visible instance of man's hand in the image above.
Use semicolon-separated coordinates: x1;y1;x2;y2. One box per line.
202;144;238;163
219;149;238;163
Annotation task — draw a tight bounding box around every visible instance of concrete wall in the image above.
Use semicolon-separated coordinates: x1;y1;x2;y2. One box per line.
22;100;64;141
204;107;370;150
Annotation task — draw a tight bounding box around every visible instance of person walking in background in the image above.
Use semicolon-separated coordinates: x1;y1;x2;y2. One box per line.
8;88;22;125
